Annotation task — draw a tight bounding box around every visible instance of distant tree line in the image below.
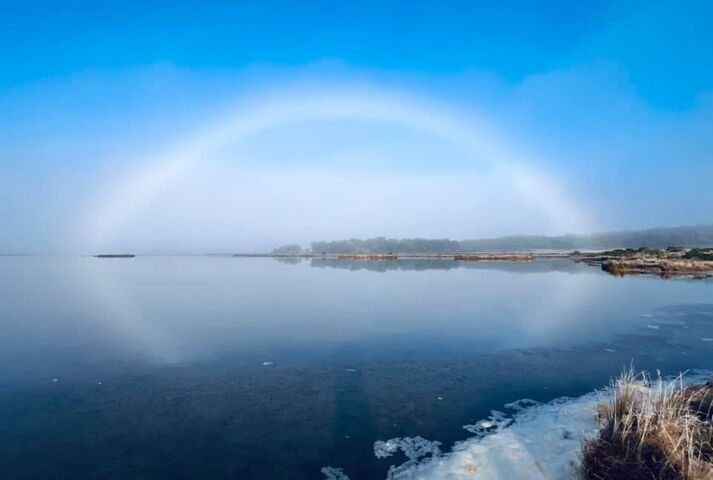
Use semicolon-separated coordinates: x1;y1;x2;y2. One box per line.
271;225;713;254
310;237;460;254
271;244;309;254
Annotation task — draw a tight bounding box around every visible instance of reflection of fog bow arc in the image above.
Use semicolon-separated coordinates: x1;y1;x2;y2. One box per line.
84;88;588;248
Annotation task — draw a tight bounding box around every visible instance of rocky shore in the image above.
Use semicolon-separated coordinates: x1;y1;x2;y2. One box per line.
572;247;713;279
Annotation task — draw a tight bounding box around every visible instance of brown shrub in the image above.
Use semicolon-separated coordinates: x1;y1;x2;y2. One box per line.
581;370;713;480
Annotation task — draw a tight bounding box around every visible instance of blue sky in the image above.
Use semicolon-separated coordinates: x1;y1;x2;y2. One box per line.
2;2;611;84
1;0;712;252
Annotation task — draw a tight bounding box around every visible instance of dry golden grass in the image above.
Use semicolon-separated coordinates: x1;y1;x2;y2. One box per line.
581;369;713;479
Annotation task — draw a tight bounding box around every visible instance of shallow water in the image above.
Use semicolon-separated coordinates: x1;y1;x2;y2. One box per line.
0;256;712;479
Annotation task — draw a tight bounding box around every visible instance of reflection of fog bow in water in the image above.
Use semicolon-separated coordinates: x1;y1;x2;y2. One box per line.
74;258;182;364
76;87;594;363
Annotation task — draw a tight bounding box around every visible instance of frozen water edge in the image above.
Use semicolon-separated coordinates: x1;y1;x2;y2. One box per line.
379;392;601;480
322;393;600;480
323;370;713;480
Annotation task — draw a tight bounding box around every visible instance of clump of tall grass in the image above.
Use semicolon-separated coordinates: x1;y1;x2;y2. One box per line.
581;369;713;479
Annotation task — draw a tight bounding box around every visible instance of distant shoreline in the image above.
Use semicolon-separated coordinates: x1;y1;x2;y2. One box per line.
235;248;713;279
7;249;711;279
232;252;569;260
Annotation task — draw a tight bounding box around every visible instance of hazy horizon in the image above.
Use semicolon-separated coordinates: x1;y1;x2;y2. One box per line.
3;223;713;256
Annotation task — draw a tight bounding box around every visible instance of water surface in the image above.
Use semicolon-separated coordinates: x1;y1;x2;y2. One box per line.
1;256;712;478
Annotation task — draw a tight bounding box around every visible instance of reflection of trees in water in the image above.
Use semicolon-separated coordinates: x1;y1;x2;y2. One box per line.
273;256;305;265
311;258;460;272
304;258;590;274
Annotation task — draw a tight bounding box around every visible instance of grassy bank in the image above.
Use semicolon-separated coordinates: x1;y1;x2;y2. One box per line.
582;370;713;479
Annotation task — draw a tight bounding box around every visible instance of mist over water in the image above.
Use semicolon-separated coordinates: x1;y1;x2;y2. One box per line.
3;256;710;382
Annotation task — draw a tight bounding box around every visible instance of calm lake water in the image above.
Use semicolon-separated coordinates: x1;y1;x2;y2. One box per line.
1;256;712;479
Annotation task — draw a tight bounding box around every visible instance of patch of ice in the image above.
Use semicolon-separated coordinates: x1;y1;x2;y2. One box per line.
52;378;59;382
374;436;442;461
374;436;443;479
324;370;713;480
647;324;660;330
262;361;274;366
603;348;616;353
686;369;713;382
345;368;358;373
380;394;600;479
374;370;713;480
504;398;540;411
463;410;512;438
321;466;350;480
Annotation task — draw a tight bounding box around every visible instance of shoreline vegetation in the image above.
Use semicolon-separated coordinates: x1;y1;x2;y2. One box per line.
263;225;713;278
582;370;713;480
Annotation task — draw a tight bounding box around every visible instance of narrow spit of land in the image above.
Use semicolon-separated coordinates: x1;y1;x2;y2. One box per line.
232;252;566;261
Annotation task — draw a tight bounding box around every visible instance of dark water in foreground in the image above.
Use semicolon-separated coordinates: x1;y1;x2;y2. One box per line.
1;256;712;479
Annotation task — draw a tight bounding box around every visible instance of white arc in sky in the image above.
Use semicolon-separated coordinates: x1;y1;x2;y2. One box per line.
81;87;588;250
